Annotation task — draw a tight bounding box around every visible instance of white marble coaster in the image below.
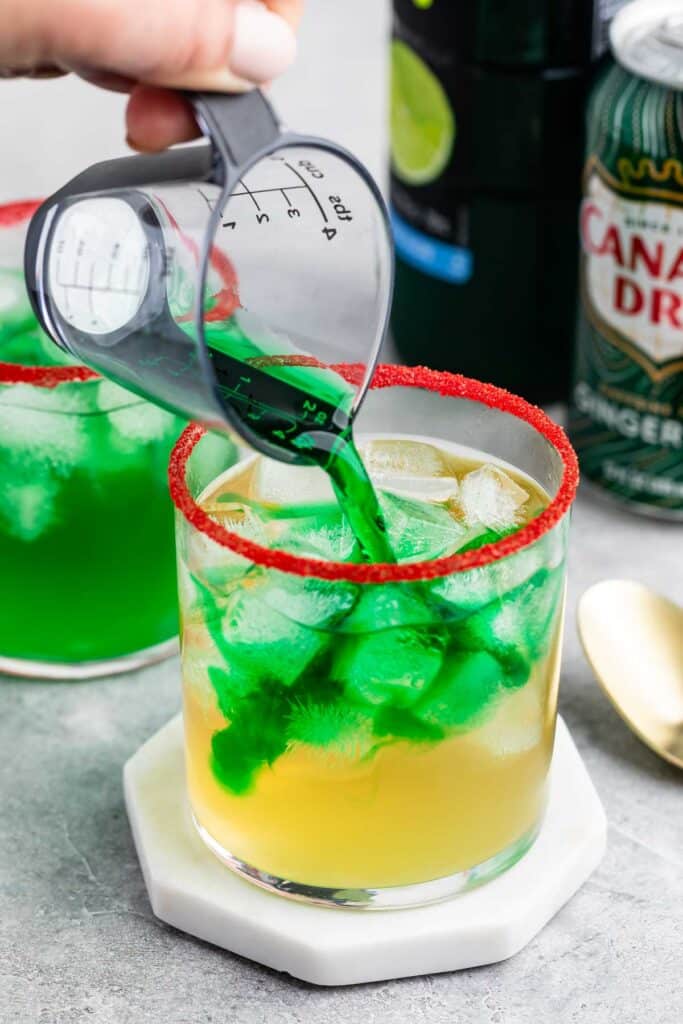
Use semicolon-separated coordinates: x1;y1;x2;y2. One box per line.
124;715;606;987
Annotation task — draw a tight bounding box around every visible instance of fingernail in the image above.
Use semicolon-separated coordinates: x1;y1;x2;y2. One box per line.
229;1;297;83
161;67;253;93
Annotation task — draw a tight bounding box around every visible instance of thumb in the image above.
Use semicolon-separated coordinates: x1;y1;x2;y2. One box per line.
144;0;298;92
125;0;300;151
38;0;296;90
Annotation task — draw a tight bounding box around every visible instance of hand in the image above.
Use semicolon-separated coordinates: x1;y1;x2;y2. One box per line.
0;0;301;150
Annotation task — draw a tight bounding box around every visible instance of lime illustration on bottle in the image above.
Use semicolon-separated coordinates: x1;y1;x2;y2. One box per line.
390;39;455;186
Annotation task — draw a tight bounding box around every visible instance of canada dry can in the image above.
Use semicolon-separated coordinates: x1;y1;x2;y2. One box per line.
570;0;683;518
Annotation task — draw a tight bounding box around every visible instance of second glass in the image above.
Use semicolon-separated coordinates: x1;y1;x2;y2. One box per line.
0;201;198;677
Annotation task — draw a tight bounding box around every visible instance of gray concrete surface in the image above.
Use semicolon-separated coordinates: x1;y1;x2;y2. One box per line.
1;1;682;1021
1;486;682;1024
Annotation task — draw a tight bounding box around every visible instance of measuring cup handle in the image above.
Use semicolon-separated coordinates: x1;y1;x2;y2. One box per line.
188;90;281;178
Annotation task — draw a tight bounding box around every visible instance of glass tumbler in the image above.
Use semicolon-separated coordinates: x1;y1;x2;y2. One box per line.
0;201;197;677
171;365;578;908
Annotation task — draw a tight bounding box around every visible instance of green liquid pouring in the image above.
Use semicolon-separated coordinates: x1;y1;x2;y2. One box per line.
190;321;563;800
205;319;394;563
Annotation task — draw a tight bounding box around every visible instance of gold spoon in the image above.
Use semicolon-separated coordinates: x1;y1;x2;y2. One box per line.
578;580;683;770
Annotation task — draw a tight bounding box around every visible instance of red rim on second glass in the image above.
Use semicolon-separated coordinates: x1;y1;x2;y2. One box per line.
0;200;182;677
0;200;99;389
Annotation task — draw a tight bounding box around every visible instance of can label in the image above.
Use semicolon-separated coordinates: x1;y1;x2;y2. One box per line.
581;160;683;375
571;153;683;513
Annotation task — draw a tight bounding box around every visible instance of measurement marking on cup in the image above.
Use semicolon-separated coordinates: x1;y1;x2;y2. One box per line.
218;378;298;430
229;186;307;198
88;261;95;317
222;181;310;228
136;248;150;292
282;161;329;222
238;179;261;212
197;188;218;212
54;280;143;296
56;257;70;319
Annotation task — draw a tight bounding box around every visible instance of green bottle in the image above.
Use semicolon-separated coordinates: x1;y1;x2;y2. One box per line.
389;0;628;403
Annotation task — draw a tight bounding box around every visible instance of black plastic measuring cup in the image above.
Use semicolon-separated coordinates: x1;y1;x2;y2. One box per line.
24;90;394;464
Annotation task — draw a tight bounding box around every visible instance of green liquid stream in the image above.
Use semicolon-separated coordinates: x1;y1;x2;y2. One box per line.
206;319;395;563
192;322;564;798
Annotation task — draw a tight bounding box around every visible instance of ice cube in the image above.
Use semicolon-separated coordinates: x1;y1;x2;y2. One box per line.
379;490;469;562
340;582;434;633
200;501;270;585
184;573;262;713
361;436;459;503
432;564;502;616
460;464;529;531
187;503;267;590
176;555;199;611
491;569;563;657
258;571;357;629
371;471;460;504
185;571;328;795
0;375;98;417
251;456;335;507
0;269;33;338
0;398;84;540
105;400;180;449
456;567;565;684
218;582;329;689
96;379;144;413
0;399;90;497
361;438;450;477
181;621;225;710
0;395;92;544
0;474;59;542
472;682;543;756
204;501;267;537
540;521;567;572
415;650;503;729
432;529;567;617
493;530;567;598
274;507;358;562
333;625;444;708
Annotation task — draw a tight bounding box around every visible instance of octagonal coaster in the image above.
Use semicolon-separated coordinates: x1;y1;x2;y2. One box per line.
124;715;606;987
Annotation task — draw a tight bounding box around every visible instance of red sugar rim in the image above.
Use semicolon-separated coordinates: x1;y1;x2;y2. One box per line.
0;200;41;227
0;199;100;388
169;363;579;583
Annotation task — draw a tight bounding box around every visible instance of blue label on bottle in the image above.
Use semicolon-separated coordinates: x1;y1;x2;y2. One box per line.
391;209;473;284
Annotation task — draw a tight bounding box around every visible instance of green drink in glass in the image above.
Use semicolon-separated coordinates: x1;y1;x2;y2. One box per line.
0;201;214;677
171;364;578;908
